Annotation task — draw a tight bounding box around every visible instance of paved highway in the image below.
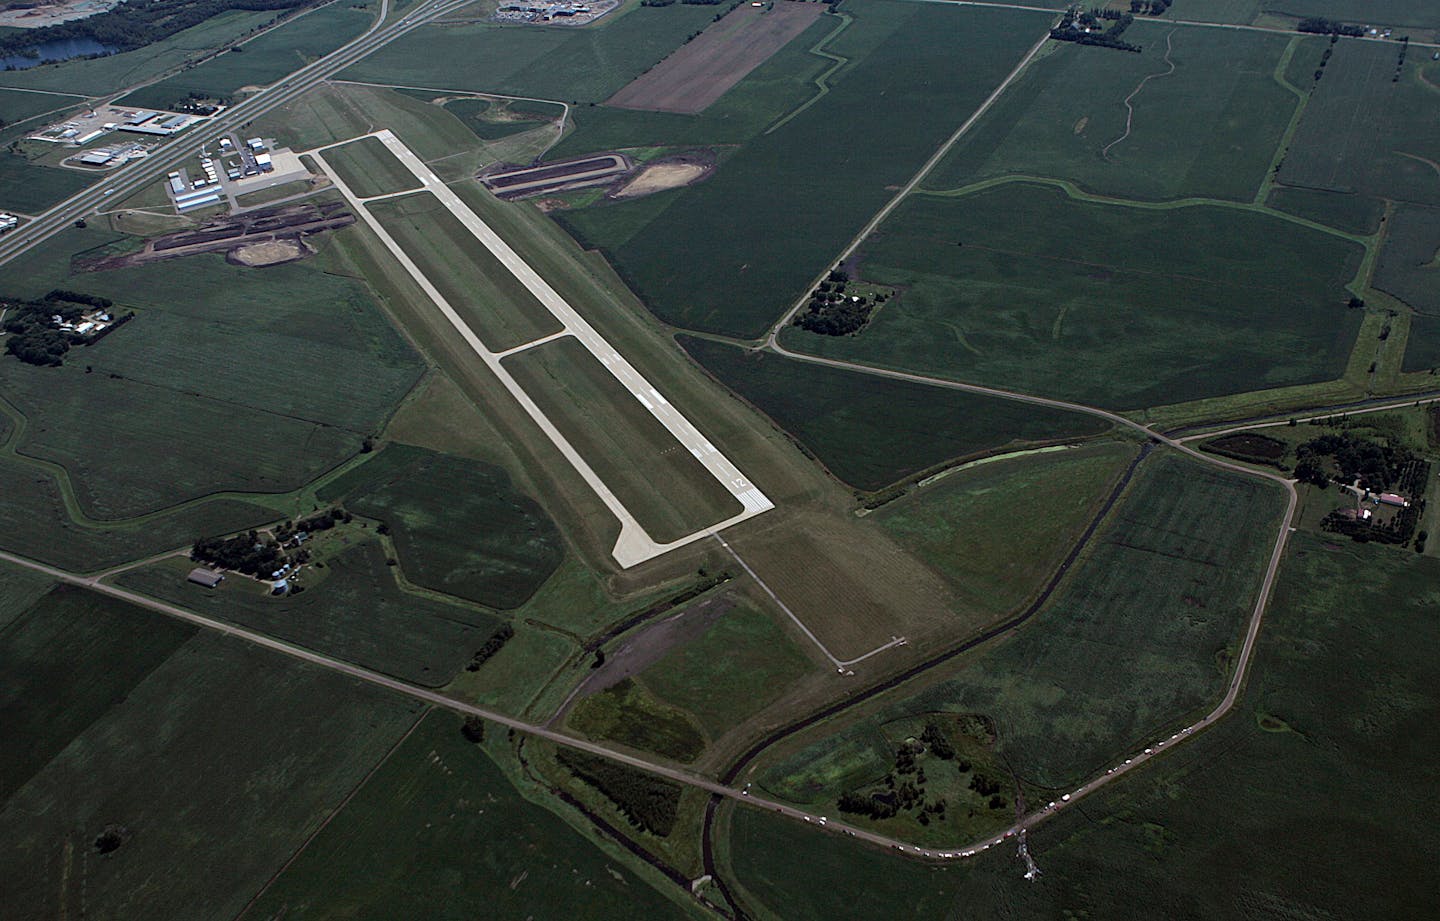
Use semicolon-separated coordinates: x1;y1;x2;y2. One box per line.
0;0;474;269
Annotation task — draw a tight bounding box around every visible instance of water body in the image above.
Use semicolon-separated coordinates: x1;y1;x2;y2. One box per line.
0;37;114;70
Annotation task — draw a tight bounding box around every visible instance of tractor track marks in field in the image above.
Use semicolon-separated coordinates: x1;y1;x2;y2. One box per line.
1101;29;1178;161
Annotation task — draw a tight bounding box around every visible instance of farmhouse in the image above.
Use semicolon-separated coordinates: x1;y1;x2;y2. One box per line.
187;567;224;588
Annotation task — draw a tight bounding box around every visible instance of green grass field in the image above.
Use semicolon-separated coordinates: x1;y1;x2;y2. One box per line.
444;96;561;140
0;150;96;213
754;450;1287;809
1260;0;1439;27
367;191;565;351
0;456;277;572
0;245;424;518
503;336;743;544
342;4;720;103
722;532;1440;920
557;1;1052;338
1267;185;1386;235
116;543;501;686
246;710;695;919
569;676;708;763
783;183;1365;409
680;337;1110;491
0;86;82;129
0;585;424;920
0;8;277;94
117;4;374;109
638;599;814;740
874;442;1137;621
321;443;564;609
926;25;1299;203
322;135;422;198
1376;203;1440;318
1278;44;1440;207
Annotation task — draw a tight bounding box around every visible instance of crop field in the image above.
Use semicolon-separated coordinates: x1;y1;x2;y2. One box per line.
1278;44;1440;207
783;184;1365;409
681;337;1109;491
322;135;422;199
0;87;81;129
1375;203;1440;317
638;599;815;739
1267;185;1386;235
0;151;96;213
558;1;1051;338
0;586;423;921
246;711;693;919
925;25;1299;203
117;543;502;686
117;4;374;109
0;8;278;95
0;561;53;630
367;191;565;351
503;336;743;544
1260;0;1440;28
874;442;1137;622
0;247;424;517
722;533;1440;920
606;1;823;114
343;4;721;103
0;457;277;572
753;450;1287;804
322;444;564;609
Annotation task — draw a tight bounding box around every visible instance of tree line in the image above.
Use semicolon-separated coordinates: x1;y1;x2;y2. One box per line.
2;292;130;367
556;750;682;837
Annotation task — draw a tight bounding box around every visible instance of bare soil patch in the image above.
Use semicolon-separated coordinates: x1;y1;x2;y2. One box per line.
612;153;714;199
606;1;823;115
228;238;310;267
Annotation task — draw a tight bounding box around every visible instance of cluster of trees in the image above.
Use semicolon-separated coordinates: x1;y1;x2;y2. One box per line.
191;530;283;576
1297;17;1364;38
2;293;128;367
0;0;313;59
461;715;485;743
1051;9;1141;52
794;268;889;336
465;623;515;672
1129;0;1170;14
1393;36;1409;82
1293;432;1413;490
920;721;955;760
557;750;682;837
1323;456;1429;545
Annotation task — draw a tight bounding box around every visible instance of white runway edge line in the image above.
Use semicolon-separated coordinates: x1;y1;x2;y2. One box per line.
311;131;772;567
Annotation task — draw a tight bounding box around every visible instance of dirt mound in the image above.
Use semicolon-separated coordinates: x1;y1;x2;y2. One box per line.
613;161;712;199
228;238;310;267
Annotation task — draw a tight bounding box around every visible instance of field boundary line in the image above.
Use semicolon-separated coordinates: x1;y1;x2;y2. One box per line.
762;11;853;136
713;533;905;672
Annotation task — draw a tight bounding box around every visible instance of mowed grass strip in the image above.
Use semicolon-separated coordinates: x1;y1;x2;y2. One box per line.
681;336;1109;491
368;191;564;352
324;135;423;199
502;336;742;544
